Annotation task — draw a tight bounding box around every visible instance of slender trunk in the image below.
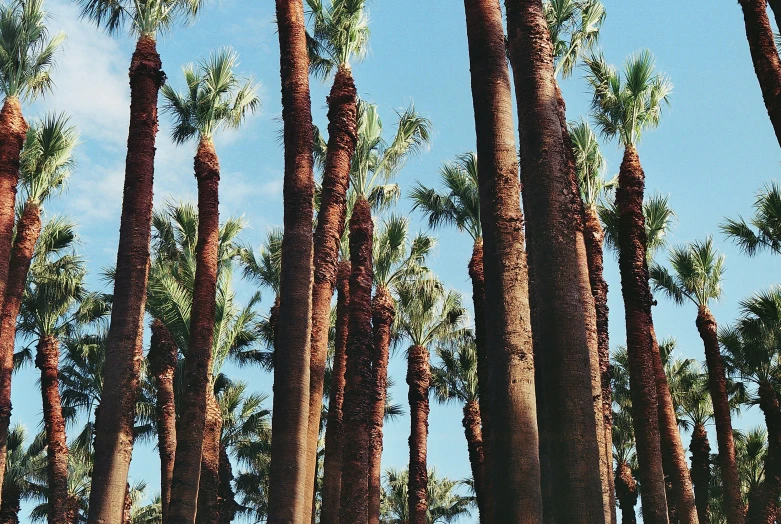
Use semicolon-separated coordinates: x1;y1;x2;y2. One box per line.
462;400;487;523
505;0;604;520
697;306;744;524
149;319;178;523
690;422;712;524
747;382;781;523
123;485;132;524
407;344;430;524
0;485;20;524
88;35;162;524
368;286;394;524
168;138;221;524
195;390;222;524
616;144;668;522
616;461;639;524
321;261;350;524
338;198;374;523
268;1;316;520
738;0;781;148
217;444;238;524
0;96;26;308
0;203;41;494
464;1;543;521
303;65;357;521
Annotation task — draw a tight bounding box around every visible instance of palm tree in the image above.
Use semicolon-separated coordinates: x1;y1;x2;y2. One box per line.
75;0;206;518
612;347;639;524
27;446;92;523
678;370;714;524
0;426;45;524
722;181;781;257
160;47;258;523
651;237;744;523
240;227;283;350
379;468;473;524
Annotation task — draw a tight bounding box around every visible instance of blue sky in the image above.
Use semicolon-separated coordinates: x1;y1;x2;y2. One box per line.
7;0;781;521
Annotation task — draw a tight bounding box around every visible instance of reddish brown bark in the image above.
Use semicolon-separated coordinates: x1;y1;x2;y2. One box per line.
368;286;394;524
0;96;26;309
168;138;221;524
747;383;781;523
0;484;20;524
303;65;357;521
616;462;639;524
321;261;350;524
407;344;430;524
338;198;374;523
0;203;41;495
738;0;781;149
462;400;487;522
217;444;238;524
464;1;543;521
697;306;744;524
88;35;163;524
690;422;712;524
196;390;222;524
268;1;316;520
504;0;604;520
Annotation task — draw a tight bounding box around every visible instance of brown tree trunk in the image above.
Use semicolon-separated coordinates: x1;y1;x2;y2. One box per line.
338;198;374;523
690;422;711;524
268;1;316;521
36;335;71;524
321;261;350;524
217;444;238;524
768;0;781;30
0;485;20;524
302;65;357;521
196;390;222;524
697;306;744;524
504;0;605;520
0;203;41;495
747;382;781;523
616;461;639;524
368;286;394;524
462;400;487;523
149;319;178;522
168;138;221;524
407;344;430;524
88;35;163;524
738;0;781;149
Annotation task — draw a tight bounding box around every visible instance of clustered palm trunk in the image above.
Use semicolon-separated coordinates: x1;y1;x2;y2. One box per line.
406;342;430;523
689;422;711;524
747;383;781;522
196;390;223;524
615;461;639;524
462;399;487;520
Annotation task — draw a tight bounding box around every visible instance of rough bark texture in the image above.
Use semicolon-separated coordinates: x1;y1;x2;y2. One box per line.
504;0;605;521
303;65;357;521
217;445;238;524
462;400;487;523
338;198;374;523
320;261;350;524
616;462;639;524
697;306;744;524
149;319;178;522
690;422;711;524
464;1;544;521
407;344;430;524
0;485;20;524
168;138;221;524
747;383;781;523
0;96;26;311
738;0;781;149
616;145;668;523
268;1;316;521
196;390;222;524
88;35;162;524
368;286;394;524
0;203;41;496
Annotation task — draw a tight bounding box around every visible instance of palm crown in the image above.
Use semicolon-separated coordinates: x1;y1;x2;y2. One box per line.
722;181;781;257
545;0;605;79
569;120;613;209
19;113;78;207
430;332;479;405
75;0;204;38
395;278;465;350
372;214;434;290
600;193;675;261
380;467;473;523
306;0;369;79
650;237;725;309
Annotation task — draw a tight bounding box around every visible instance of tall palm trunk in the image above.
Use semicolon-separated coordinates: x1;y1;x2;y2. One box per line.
690;422;711;524
615;144;668;522
168;138;221;523
149;319;178;522
504;0;604;520
321;261;350;524
407;343;430;524
462;400;487;522
738;0;781;148
196;390;222;524
217;444;238;524
616;461;639;524
368;286;394;524
36;335;70;524
0;483;20;524
747;382;781;522
268;1;316;520
0;203;41;493
339;198;374;523
89;35;163;524
697;305;744;524
303;65;357;520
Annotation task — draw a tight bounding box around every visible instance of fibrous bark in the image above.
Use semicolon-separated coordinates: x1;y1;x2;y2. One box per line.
407;344;430;524
616;462;639;524
746;383;781;523
690;422;711;524
462;400;487;522
196;390;222;524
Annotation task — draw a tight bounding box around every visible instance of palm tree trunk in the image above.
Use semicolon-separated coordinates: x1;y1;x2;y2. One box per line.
0;484;20;524
196;389;222;524
149;319;178;523
768;0;781;29
36;335;71;524
747;382;781;523
268;1;316;520
407;343;430;524
168;138;221;524
462;400;487;523
321;261;350;524
697;305;744;524
0;203;41;496
339;198;374;523
303;65;358;521
217;444;238;524
616;144;669;523
368;286;394;524
690;422;711;524
738;0;781;149
504;0;605;520
616;461;639;524
88;35;163;524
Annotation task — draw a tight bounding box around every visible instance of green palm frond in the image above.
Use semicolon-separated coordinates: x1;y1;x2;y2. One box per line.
395;277;466;350
305;0;369;79
380;467;474;523
721;181;781;257
373;214;434;290
20;112;78;206
430;331;479;405
76;0;205;37
569;120;611;209
545;0;605;79
600;192;675;261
